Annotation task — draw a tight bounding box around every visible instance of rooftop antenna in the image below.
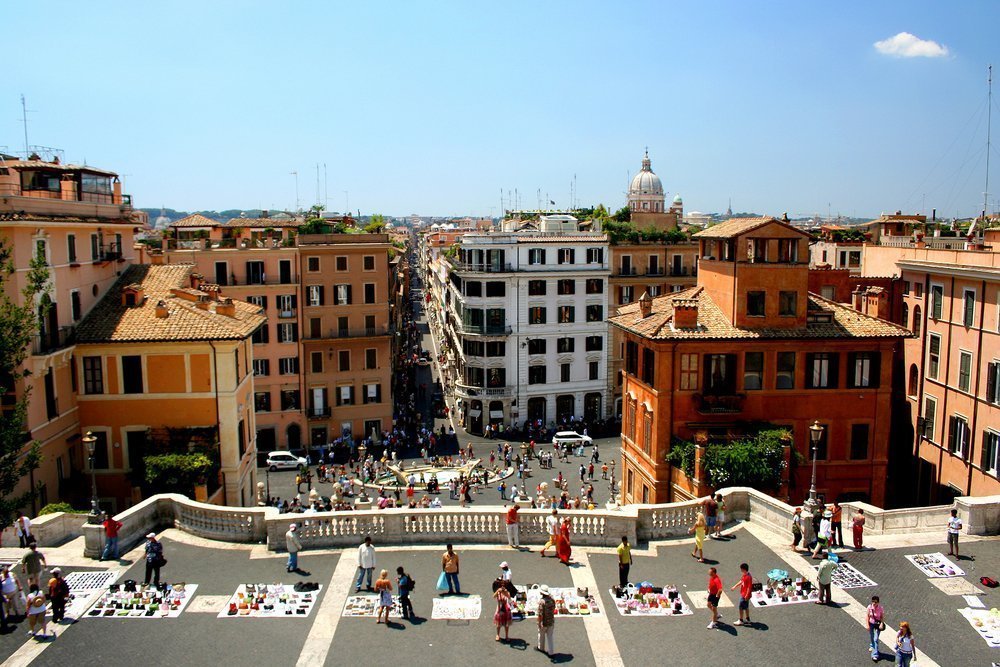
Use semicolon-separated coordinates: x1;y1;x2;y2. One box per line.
324;163;328;209
315;163;321;208
290;171;299;211
19;94;35;157
984;64;993;219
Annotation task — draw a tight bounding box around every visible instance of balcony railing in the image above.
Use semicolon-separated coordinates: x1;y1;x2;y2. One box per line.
451;262;513;273
692;393;746;414
646;268;665;276
308;406;332;419
617;267;636;276
455;323;511;336
277;308;297;319
33;325;75;355
307;325;389;340
455;383;513;399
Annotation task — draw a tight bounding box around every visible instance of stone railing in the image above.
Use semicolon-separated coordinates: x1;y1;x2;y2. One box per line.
78;489;1000;558
1;511;90;548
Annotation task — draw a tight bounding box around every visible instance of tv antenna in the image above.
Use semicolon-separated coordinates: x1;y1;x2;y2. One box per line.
984;64;993;218
290;171;299;211
19;94;36;157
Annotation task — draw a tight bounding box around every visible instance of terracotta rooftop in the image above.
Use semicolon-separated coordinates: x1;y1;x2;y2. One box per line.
692;217;799;239
75;264;266;343
170;214;218;228
609;286;910;340
3;159;117;176
223;218;303;228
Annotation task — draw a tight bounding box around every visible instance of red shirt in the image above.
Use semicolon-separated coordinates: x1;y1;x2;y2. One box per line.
708;574;722;596
506;506;519;525
103;519;122;538
739;572;753;599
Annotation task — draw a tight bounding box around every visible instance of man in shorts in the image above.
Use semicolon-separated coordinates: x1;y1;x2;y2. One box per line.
704;495;719;536
729;562;752;626
947;508;962;559
706;567;723;629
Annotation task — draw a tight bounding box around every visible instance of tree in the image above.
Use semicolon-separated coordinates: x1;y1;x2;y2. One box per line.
0;238;49;531
364;214;386;234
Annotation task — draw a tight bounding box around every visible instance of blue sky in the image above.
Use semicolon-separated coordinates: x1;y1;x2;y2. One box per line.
5;1;999;218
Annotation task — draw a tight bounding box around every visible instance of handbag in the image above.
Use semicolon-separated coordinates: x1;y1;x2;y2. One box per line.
155;556;167;568
436;571;449;592
878;620;886;632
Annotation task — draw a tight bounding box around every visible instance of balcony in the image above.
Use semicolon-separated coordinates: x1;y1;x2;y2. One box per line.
617;267;637;276
668;267;690;277
455;323;511;336
308;325;390;340
277;308;297;319
33;325;75;356
451;262;513;273
307;406;331;419
454;383;513;399
646;268;665;277
692;393;746;415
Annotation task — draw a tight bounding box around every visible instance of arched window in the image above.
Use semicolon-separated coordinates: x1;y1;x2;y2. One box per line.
901;303;909;329
908;364;919;396
912;305;922;337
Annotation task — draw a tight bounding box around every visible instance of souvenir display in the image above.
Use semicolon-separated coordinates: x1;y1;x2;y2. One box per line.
512;585;601;618
750;577;818;607
958;607;1000;648
963;595;986;609
810;562;877;589
61;571;120;621
431;595;481;620
905;553;965;578
218;583;322;618
342;594;403;618
608;584;692;616
86;582;197;618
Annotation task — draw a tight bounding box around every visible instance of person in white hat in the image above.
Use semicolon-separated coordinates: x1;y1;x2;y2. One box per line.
286;524;302;573
144;533;164;586
536;584;556;655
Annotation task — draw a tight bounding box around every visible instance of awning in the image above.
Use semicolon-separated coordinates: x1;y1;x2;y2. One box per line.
468;409;482;418
489;410;504;419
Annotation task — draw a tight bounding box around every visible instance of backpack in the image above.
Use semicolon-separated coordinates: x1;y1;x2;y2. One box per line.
980;576;998;588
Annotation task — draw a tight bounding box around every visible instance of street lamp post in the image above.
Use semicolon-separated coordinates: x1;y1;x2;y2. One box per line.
82;431;101;524
803;420;825;548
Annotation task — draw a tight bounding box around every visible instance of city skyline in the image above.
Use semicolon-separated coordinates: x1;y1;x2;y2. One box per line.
4;1;999;219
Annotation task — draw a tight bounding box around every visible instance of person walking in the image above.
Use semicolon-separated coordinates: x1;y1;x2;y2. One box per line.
493;579;513;642
689;512;707;562
946;509;962;559
355;536;376;592
714;494;726;538
852;508;867;551
812;510;832;559
441;543;461;595
499;481;507;500
730;563;753;626
144;533;164;586
2;564;24;617
816;553;837;605
100;513;123;562
15;512;33;549
396;566;414;620
706;567;723;629
617;536;632;588
790;507;804;551
894;621;917;666
556;518;572;565
831;502;844;548
46;568;69;624
866;595;885;661
285;523;302;573
374;569;393;624
540;509;559;557
505;504;520;549
24;584;49;638
535;585;556;656
703;495;718;537
601;462;608;480
20;543;46;588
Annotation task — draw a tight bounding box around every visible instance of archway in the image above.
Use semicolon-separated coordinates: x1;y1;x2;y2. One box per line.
556;395;575;423
286;423;301;450
584;393;602;422
527;397;547;424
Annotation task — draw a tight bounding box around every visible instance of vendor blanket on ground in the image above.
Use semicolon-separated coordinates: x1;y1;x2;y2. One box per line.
431;595;481;620
810;562;877;589
957;607;1000;648
513;586;601;618
905;553;965;578
86;583;197;619
608;588;692;616
61;570;120;621
218;583;323;618
342;594;403;618
751;583;819;608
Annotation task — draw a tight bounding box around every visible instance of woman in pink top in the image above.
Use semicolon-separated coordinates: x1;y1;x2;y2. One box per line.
866;595;885;661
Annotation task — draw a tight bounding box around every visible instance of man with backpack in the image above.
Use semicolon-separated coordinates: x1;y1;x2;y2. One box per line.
396;566;414;620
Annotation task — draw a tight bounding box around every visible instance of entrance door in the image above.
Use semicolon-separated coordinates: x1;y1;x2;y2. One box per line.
468;400;483;434
556;395;575;423
286;424;301;450
279;260;292;284
584;393;602;421
672;254;682;276
215;261;228;286
527;397;546;424
256;427;276;452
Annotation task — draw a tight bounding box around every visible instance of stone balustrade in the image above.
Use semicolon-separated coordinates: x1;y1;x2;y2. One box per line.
1;511;90;548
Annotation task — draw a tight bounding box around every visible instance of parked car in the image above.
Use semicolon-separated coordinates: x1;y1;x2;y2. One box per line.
551;431;593;447
266;451;308;471
417;355;430;366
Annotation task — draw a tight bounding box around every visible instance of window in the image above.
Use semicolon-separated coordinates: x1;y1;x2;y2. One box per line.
43;368;57;419
908;364;919;396
486;368;506;387
958;351;973;392
679;353;698;390
586;278;603;294
339;350;350;371
363;255;375;271
527;338;546;355
585;336;603;351
561;363;571;382
307;256;320;272
848;352;879;388
336;256;347;271
914;283;923;297
902;281;910;295
557;279;575;295
364;283;376;304
90;234;99;261
778;239;799;263
558;306;574;324
747;291;765;317
252;323;270;344
642;408;653;455
589;361;599;380
626;399;636;442
253;359;270;376
922;396;937;440
902;302;909;329
465;367;484;387
246;261;265;285
528;366;546;384
586;305;603;322
311;351;323;373
121;356;143;394
485;282;505;297
586;248;603;264
557;337;575;353
625;341;639;376
277;294;296;316
850;423;870;460
71;290;81;321
961;289;975;327
528;248;545;265
931;284;943;320
704;354;736;395
776;352;795;389
67;234;77;263
557;248;575;264
927;334;941;380
744;352;764;390
620;256;633;275
806;352;838;389
308;318;321;339
982;430;999;475
948;415;970;458
255;391;271;412
363;383;382;404
246;295;267;309
620;285;634;304
486;341;505;357
641;348;655;385
280;390;300;411
987;361;1000;405
334;284;352;305
278;323;298;343
279;357;299;375
307;285;324;306
820;285;835;300
366;348;377;369
528;280;546;296
463;340;484;357
779;291;797;316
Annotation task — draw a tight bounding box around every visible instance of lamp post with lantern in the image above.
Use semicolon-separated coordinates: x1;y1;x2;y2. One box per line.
82;431;101;524
803;421;825;544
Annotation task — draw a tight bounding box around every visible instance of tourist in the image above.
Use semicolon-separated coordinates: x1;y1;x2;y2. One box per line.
493;579;513;642
144;533;165;586
867;595;885;660
831;501;844;548
441;544;461;595
286;524;302;573
689;512;707;563
24;583;49;638
47;568;69;623
499;481;507;500
15;512;33;549
946;508;962;559
730;562;752;626
101;512;123;561
853;508;867;551
703;494;718;537
20;542;46;588
790;507;804;551
396;566;414;620
895;621;917;666
498;561;512;583
714;493;726;538
355;536;376;592
601;463;608;480
579;464;586;481
374;569;393;624
815;552;837;605
556;518;573;565
2;564;24;617
706;566;723;629
812;510;832;559
617;536;632;588
540;509;559;557
535;584;556;656
505;504;520;549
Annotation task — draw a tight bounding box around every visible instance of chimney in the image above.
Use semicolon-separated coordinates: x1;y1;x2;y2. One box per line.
196;295;211;310
150;251;164;265
155;300;169;318
189;272;204;290
216;297;236;317
851;287;863;311
122;284;144;307
672;297;699;329
204;284;222;301
638;291;652;318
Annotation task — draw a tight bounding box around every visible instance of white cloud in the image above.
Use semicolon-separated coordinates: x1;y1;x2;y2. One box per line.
874;32;949;58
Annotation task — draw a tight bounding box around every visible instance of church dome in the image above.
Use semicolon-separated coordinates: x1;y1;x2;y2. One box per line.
673;194;683;205
628;151;663;196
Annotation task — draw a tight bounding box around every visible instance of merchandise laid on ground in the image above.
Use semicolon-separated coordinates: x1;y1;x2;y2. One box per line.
218;583;322;618
905;553;965;578
750;578;819;607
342;594;403;618
957;607;1000;648
85;582;197;619
512;585;600;617
810;562;877;589
608;585;692;616
61;570;121;621
431;595;481;620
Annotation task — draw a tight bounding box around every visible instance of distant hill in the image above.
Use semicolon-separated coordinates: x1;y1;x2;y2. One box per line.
141;208;272;227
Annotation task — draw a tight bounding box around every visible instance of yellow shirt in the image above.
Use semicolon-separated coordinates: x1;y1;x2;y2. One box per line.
617;543;632;565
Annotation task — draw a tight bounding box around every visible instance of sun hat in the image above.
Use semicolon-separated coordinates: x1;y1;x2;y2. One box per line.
823;511;833;518
539;584;551;596
500;562;509;569
146;532;156;539
51;567;61;574
289;523;297;530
